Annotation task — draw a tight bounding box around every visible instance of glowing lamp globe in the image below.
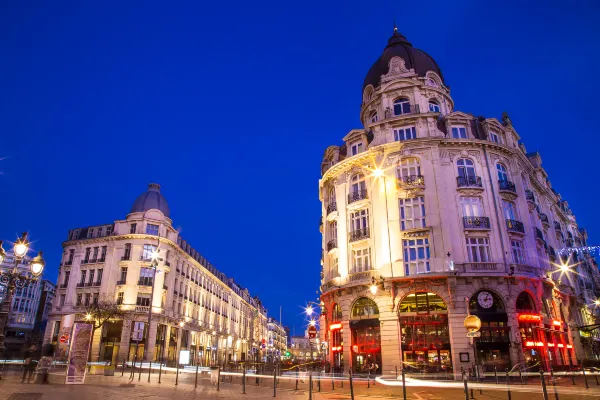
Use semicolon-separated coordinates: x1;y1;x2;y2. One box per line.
464;315;482;332
30;251;45;277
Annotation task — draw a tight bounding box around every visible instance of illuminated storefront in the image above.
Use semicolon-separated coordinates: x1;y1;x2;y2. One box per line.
350;298;381;373
330;303;344;373
399;292;451;373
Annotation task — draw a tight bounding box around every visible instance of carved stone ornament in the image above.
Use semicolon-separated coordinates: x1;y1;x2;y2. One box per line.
381;56;414;83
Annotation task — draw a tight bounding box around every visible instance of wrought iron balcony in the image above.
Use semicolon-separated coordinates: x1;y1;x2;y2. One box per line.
397;175;425;187
76;282;85;288
81;259;89;265
59;283;68;289
498;180;516;193
456;176;482;188
349;228;370;242
506;219;524;233
525;190;535;203
348;189;368;204
463;216;491;229
116;279;127;285
554;221;561;231
138;279;153;287
121;255;130;261
64;261;73;266
327;239;338;252
534;228;545;242
539;213;549;225
326;202;337;215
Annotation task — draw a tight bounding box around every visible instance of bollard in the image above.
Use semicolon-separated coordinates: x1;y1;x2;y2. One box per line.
309;370;313;400
295;368;299;390
462;370;469;400
138;359;142;382
396;365;398;378
349;369;355;400
367;369;370;388
130;355;137;379
158;359;162;384
506;370;512;400
195;360;199;388
217;367;221;391
583;367;589;389
318;370;321;392
550;368;559;400
569;361;576;385
273;367;276;397
243;365;246;394
402;368;407;400
121;359;125;377
175;359;180;386
147;361;152;383
595;370;599;385
540;369;549;400
519;368;524;385
494;363;498;384
331;369;334;391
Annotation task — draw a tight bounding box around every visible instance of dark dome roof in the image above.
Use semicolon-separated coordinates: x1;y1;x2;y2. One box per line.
130;183;170;218
363;29;444;91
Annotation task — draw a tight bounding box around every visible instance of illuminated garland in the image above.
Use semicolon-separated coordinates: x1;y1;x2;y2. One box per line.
556;245;600;257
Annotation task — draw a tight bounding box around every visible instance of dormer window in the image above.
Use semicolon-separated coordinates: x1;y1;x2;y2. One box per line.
394;126;417;141
351;142;363;156
428;100;440;113
393;98;411;116
369;111;378;124
451;127;467;139
489;131;502;144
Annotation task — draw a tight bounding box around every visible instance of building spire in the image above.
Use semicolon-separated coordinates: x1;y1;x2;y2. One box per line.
393;19;398;34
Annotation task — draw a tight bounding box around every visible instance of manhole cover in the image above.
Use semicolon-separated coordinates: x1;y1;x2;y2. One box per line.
7;394;43;400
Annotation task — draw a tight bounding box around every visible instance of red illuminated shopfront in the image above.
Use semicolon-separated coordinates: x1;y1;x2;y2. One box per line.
350;298;381;374
330;303;344;373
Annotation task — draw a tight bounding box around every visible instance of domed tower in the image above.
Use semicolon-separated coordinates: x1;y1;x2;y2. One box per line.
319;28;585;378
130;183;171;219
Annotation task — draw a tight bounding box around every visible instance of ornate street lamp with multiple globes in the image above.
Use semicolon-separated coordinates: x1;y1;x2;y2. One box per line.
0;232;45;355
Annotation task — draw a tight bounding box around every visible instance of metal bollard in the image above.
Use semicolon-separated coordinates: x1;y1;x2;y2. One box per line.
121;359;125;377
583;367;589;389
570;362;576;385
519;368;524;385
295;368;299;390
494;364;498;384
273;367;276;397
331;370;334;390
506;370;512;400
462;370;469;400
243;365;246;394
349;369;355;400
540;369;549;400
147;361;152;383
318;371;321;392
309;371;313;400
130;355;137;379
550;368;559;400
402;368;407;400
217;367;221;391
195;360;199;388
138;359;142;382
595;371;599;385
175;359;180;386
158;359;162;384
367;369;370;388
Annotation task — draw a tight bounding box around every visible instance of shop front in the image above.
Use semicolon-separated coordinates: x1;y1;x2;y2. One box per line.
330;303;344;373
350;297;381;374
398;292;452;373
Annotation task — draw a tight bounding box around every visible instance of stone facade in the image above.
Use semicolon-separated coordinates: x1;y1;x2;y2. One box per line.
45;183;271;366
318;29;600;378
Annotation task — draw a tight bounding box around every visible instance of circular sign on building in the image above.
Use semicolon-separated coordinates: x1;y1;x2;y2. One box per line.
308;325;317;339
59;335;68;344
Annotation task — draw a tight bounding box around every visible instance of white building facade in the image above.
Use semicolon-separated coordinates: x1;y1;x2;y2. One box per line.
45;183;270;366
319;28;600;377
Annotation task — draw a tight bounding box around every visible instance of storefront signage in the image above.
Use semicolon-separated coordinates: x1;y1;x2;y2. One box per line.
552;320;562;327
65;322;93;384
331;346;343;352
329;323;342;331
525;341;544;347
459;352;470;363
179;350;190;365
518;314;541;322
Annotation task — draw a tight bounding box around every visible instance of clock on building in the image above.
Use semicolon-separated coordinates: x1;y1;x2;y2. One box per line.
477;291;494;308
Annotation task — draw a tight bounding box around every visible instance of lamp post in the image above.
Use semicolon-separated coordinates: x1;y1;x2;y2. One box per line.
144;241;163;365
0;233;45;363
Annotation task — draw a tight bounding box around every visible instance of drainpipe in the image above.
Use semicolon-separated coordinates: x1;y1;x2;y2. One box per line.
481;144;509;272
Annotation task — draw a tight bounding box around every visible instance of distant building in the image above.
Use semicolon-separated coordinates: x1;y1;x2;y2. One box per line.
289;333;317;362
266;318;287;361
33;280;56;347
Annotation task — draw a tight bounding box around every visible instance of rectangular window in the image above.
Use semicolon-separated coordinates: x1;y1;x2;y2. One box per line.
399;196;426;230
352;248;372;273
351;142;363;156
97;227;103;237
68;249;74;263
92;247;99;261
136;294;151;307
106;226;112;236
84;248;91;262
84;293;91;306
59;295;65;307
329;257;339;280
100;246;107;261
350;209;369;231
76;294;82;306
87;228;95;238
146;224;159;235
511;240;527;264
123;243;131;260
502;200;518;221
452;127;467;138
142;244;157;260
92;293;99;305
139;267;154;286
116;292;124;305
489;132;501;143
96;269;103;285
80;271;87;284
88;270;95;284
130;223;137;234
64;271;70;285
403;238;430;275
466;237;491;262
460;197;483;217
394;126;417;141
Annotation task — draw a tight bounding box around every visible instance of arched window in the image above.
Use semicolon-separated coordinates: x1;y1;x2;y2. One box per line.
468;290;506;313
398;292;447;314
350;173;366;195
328;187;336;205
397;158;421;181
332;303;342;322
369;111;378;124
428;100;440;113
351;297;379;319
393;97;411;116
515;292;536;312
496;163;508;182
457;159;476;178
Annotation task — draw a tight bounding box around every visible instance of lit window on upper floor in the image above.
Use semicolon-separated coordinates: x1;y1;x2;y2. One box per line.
428;100;440;113
451;127;467;139
496;163;508;182
394;126;416;141
393;97;411;116
146;224;159;235
369;111;378;124
350;142;363;156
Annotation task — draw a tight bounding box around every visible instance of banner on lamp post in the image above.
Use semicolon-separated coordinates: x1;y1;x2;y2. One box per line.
65;322;93;384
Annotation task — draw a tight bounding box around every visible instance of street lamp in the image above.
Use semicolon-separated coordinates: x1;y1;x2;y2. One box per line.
0;233;45;360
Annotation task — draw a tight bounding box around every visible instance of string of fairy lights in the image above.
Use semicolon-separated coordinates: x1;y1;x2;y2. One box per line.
557;245;600;257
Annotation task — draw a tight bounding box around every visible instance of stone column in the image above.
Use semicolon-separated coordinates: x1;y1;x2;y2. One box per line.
380;314;401;374
448;301;471;380
341;320;352;372
118;320;132;362
145;320;158;362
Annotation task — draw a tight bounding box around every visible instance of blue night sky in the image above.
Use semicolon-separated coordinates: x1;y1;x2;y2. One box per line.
1;1;599;334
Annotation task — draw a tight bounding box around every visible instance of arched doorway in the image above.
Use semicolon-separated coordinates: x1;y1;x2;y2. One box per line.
350;297;381;374
398;292;452;373
469;290;510;371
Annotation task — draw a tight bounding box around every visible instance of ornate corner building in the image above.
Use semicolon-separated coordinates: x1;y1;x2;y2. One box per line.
318;28;600;377
45;183;279;366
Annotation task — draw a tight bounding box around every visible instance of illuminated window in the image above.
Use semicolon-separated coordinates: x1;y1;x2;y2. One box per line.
370;111;378;124
403;238;430;275
496;163;508;182
350;174;366;195
352;248;372;273
142;244;157;261
466;237;491;262
399;196;426;230
428;101;440;113
460;197;483;217
394;126;416;141
146;224;159;235
511;240;527;264
396;157;421;181
351;297;379;319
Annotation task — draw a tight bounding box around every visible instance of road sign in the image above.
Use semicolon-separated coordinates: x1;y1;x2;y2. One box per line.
261;343;266;349
467;331;481;338
308;325;317;339
59;335;68;344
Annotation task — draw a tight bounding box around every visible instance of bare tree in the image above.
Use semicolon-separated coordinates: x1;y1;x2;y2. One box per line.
81;298;131;362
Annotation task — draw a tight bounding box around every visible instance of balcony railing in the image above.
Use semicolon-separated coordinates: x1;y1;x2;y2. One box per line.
76;282;85;288
534;228;545;242
539;213;549;224
135;306;150;313
554;221;562;231
548;246;556;259
512;264;536;275
348;189;368;204
349;228;370;242
463;216;491;229
138;280;154;287
64;261;73;266
327;239;338;252
457;176;482;188
326;202;337;215
81;259;89;265
59;283;68;289
506;219;524;233
525;190;535;203
498;180;516;193
116;279;127;285
397;175;425;187
464;262;501;273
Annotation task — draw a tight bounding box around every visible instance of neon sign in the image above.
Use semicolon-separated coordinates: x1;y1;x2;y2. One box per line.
518;314;541;322
329;323;342;331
